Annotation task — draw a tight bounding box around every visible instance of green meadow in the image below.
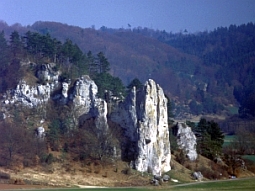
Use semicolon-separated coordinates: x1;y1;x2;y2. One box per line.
25;177;255;191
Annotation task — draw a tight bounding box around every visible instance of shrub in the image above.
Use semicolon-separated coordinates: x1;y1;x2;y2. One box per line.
197;166;223;180
46;153;54;164
23;159;33;167
248;165;255;173
0;171;10;179
176;150;187;165
184;163;192;170
122;167;132;175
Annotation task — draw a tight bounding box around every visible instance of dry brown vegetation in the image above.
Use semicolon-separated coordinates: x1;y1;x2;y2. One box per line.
0;158;151;188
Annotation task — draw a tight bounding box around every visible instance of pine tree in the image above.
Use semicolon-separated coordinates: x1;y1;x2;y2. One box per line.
196;118;224;159
10;30;23;58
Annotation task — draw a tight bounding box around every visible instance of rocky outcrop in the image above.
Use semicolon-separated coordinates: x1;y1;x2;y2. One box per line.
176;122;197;161
192;171;203;181
36;63;60;82
4;80;54;107
36;126;45;139
4;63;60;107
2;62;170;175
111;79;171;175
3;71;108;132
71;76;108;132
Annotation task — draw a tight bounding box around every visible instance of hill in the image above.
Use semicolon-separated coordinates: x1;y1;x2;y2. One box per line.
1;20;255;189
0;21;255;117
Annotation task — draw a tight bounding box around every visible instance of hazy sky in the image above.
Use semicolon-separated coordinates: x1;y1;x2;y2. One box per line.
0;0;255;33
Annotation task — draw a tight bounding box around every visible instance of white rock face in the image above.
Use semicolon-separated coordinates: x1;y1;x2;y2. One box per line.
5;80;53;107
176;122;197;161
36;63;60;82
62;82;69;98
4;72;108;132
36;126;45;139
135;80;171;175
4;63;60;107
72;76;98;108
111;79;171;175
71;76;108;132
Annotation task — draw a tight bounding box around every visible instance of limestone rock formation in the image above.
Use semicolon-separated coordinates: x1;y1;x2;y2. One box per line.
4;80;54;107
111;79;171;175
176;122;197;161
192;171;203;181
3;72;108;132
4;63;60;107
36;63;60;82
2;61;170;175
71;76;108;132
36;126;45;139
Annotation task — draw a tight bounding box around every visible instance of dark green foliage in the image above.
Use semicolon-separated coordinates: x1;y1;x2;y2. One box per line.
97;51;110;74
48;119;61;151
0;31;9;69
0;31;10;93
196;118;225;159
61;39;83;64
169;126;178;153
10;30;23;58
45;153;54;164
127;78;143;90
186;121;196;130
93;73;126;98
0;31;25;91
24;31;62;62
234;82;255;117
165;94;174;118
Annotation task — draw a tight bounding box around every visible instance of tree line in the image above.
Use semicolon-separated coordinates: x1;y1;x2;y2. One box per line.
0;30;127;98
0;30;148;168
125;23;255;117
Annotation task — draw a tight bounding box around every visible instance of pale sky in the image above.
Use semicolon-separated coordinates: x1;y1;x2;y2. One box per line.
0;0;255;33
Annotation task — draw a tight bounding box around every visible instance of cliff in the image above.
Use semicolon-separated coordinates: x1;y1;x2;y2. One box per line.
110;80;171;175
2;63;170;176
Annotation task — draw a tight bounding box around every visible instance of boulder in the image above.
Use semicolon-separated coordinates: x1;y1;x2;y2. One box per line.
162;174;170;181
36;126;45;139
176;122;197;161
192;171;203;181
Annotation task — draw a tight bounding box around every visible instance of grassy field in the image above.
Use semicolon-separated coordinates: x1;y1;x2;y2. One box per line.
167;178;255;191
223;135;236;147
227;106;239;115
18;178;255;191
242;155;255;162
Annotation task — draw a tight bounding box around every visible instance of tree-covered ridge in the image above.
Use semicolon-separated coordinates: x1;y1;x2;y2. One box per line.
0;30;126;98
1;21;254;116
131;23;255;117
26;22;236;115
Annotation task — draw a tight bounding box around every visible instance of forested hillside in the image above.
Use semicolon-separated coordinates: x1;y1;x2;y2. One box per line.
131;23;255;117
0;21;254;117
0;29;125;99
